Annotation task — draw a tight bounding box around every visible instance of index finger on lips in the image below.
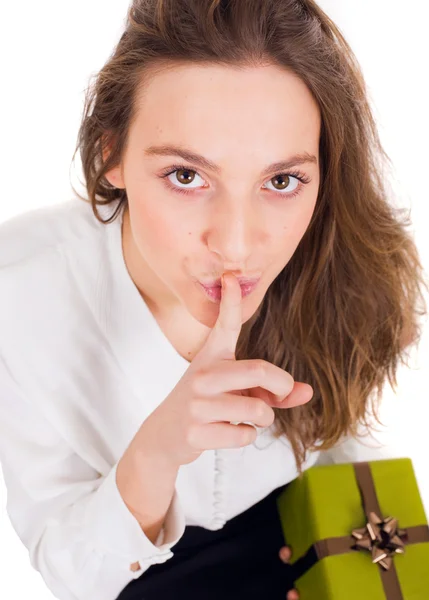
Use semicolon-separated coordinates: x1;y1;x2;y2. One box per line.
197;272;243;363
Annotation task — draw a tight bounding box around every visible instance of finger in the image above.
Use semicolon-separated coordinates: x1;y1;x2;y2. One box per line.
196;359;313;408
286;589;300;600
195;273;243;364
279;545;292;563
192;420;258;450
275;381;313;407
199;393;275;429
249;382;314;408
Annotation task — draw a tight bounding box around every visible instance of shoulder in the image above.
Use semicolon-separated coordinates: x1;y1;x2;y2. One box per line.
0;199;112;375
0;198;104;270
0;198;106;312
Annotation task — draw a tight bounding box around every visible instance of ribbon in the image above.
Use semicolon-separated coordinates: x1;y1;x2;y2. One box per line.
289;462;429;599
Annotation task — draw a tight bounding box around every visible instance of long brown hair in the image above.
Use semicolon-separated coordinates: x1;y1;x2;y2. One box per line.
71;0;428;476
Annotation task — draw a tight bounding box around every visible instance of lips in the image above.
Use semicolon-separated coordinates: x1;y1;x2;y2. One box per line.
199;278;259;302
200;276;260;288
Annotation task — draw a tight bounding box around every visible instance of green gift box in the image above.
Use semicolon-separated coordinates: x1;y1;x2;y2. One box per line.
276;458;429;599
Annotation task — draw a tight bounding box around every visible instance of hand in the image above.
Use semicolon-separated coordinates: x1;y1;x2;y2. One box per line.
133;272;314;469
279;545;300;600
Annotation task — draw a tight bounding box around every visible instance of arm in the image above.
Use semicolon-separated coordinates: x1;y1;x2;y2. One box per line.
116;440;181;570
0;356;186;600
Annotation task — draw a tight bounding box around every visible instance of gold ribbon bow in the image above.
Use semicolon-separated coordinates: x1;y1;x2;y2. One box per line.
351;511;407;571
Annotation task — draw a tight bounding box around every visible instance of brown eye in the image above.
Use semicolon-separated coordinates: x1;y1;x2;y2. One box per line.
176;169;196;185
271;174;291;190
263;173;301;197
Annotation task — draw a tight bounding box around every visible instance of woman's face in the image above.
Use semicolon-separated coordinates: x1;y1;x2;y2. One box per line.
104;62;321;329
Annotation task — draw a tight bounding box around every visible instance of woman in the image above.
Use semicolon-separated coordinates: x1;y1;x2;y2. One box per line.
0;1;426;599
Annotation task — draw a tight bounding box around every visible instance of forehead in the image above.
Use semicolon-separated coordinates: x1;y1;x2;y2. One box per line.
132;62;321;165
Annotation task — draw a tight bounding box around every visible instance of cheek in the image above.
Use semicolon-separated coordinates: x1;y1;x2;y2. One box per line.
285;208;314;236
133;204;191;258
276;205;315;254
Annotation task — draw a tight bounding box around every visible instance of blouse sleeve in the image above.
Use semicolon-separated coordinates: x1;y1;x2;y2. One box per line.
313;411;410;467
0;355;186;600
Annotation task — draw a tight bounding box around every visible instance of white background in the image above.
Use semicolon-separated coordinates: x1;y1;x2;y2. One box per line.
1;1;428;598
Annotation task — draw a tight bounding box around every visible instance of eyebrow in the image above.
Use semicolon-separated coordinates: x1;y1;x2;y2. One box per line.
143;144;318;176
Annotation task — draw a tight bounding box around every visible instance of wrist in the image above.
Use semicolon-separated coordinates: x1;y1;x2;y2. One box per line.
117;442;180;520
129;432;181;473
131;420;182;471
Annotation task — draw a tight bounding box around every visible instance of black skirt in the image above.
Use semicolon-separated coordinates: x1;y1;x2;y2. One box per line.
116;483;297;600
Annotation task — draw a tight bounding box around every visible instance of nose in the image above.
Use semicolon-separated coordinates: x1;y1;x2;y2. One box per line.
206;197;264;265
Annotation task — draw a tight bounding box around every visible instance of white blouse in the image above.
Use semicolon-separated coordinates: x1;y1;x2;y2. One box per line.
0;198;408;600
